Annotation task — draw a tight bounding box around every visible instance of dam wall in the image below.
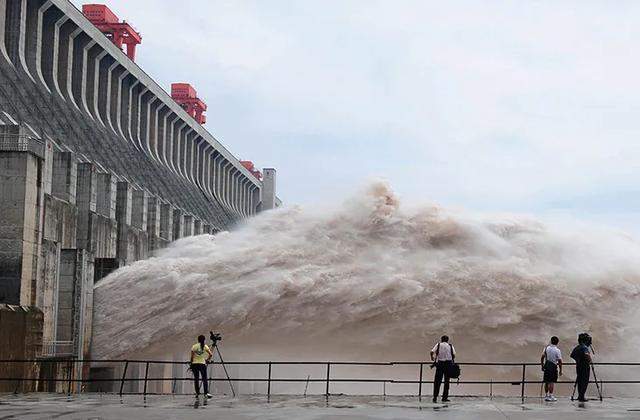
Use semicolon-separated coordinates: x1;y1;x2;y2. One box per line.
0;0;279;375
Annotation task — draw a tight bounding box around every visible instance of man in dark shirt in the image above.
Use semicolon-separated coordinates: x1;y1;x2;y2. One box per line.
570;333;592;402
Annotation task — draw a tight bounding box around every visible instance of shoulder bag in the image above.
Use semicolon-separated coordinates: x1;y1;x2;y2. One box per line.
447;343;461;379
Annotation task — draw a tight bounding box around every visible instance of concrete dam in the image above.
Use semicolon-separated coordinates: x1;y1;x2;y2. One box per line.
0;0;278;387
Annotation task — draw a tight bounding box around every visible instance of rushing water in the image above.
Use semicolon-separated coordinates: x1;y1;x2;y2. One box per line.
92;181;640;366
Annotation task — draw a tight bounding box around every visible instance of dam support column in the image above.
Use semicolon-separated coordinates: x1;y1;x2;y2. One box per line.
115;181;132;262
116;183;149;263
75;162;119;356
193;219;202;235
172;208;184;240
75;163;97;251
39;151;79;352
252;186;262;214
58;248;94;387
132;189;148;232
0;305;43;393
183;214;194;237
159;202;174;242
96;173;117;221
92;172;118;282
51;152;77;206
0;125;44;306
131;189;149;259
147;195;166;251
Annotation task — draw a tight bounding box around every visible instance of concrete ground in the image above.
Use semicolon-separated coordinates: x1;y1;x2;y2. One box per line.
1;394;640;419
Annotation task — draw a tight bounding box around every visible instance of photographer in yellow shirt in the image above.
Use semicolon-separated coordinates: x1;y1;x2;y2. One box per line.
190;335;213;398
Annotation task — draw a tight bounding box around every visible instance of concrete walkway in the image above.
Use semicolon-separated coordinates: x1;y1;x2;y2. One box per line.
1;394;640;419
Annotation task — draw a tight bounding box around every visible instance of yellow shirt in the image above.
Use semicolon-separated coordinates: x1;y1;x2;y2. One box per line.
191;343;211;365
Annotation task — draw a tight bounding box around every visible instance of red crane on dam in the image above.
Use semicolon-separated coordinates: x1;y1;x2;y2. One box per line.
171;83;208;125
82;4;142;61
240;161;263;180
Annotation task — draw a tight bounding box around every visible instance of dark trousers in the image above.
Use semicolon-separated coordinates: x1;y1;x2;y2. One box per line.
576;366;590;401
192;364;209;395
433;361;452;400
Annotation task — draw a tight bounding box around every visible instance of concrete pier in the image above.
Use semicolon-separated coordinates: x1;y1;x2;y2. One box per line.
0;125;43;306
159;202;174;242
183;214;194;237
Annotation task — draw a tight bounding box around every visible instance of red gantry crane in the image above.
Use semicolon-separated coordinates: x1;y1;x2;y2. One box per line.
82;4;142;61
240;161;263;180
171;83;207;125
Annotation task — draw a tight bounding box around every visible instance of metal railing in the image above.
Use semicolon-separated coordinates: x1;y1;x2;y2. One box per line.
0;133;45;158
40;341;74;358
1;359;638;402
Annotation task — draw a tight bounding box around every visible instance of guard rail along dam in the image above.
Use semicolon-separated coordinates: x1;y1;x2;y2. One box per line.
0;0;279;390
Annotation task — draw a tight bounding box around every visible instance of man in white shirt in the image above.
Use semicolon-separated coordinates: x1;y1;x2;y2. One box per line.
541;336;563;402
430;335;456;403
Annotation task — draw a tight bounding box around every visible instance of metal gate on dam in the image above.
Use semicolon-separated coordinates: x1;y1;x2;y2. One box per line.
0;0;279;388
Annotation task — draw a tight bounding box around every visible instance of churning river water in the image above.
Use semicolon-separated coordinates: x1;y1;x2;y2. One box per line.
92;181;640;372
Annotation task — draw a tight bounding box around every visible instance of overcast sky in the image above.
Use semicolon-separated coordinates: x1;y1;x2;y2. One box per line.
72;0;640;233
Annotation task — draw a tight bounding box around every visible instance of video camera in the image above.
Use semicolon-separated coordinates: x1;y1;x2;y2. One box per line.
578;332;592;347
210;331;222;345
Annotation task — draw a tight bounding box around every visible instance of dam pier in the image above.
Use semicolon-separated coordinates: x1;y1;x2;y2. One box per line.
0;0;278;389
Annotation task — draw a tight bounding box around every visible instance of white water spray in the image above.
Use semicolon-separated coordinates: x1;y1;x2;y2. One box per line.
93;181;640;365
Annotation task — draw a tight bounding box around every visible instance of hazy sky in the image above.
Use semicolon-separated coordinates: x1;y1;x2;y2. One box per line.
72;1;640;233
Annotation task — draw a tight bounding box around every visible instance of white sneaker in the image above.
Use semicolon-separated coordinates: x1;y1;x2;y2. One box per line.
544;396;552;402
550;395;557;401
205;393;213;399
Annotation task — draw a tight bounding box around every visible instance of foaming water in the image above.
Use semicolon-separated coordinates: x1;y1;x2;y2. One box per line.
93;181;640;365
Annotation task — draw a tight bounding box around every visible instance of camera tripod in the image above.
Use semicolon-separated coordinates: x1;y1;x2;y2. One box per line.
208;333;236;398
570;345;603;402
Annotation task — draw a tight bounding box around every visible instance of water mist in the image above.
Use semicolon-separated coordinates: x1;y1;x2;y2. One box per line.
93;181;640;380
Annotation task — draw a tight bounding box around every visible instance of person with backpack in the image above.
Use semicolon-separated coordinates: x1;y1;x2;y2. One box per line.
430;335;456;403
540;336;563;401
190;334;213;398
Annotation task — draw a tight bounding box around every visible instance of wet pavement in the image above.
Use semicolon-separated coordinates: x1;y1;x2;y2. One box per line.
1;394;640;419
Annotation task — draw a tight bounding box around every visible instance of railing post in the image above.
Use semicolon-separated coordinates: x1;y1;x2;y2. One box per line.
304;375;311;397
325;363;331;397
143;362;150;397
521;364;526;403
209;361;215;394
171;363;177;395
119;361;129;397
418;363;424;399
67;360;73;396
267;362;272;398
